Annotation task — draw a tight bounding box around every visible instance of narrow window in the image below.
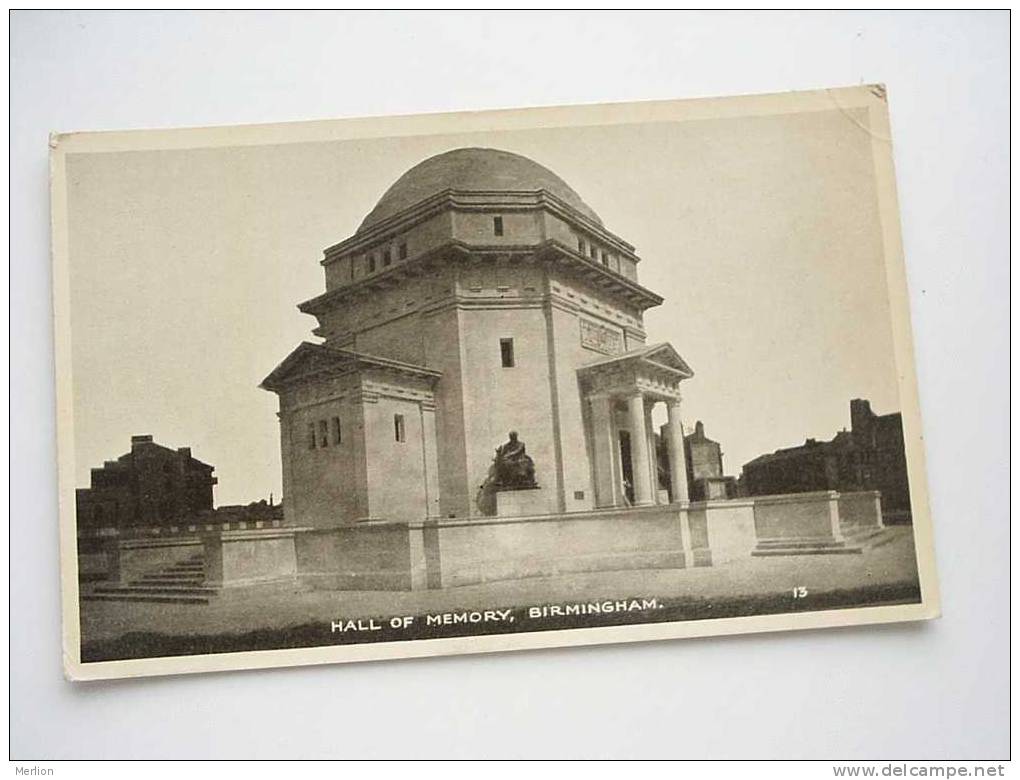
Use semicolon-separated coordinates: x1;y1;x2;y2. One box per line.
307;422;317;450
500;338;515;368
398;242;408;260
319;420;329;448
383;248;392;267
331;416;342;445
601;251;609;267
394;414;406;443
590;244;598;260
368;254;376;273
493;216;504;236
577;237;586;254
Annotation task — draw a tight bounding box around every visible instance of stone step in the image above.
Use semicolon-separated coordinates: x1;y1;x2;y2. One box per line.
842;526;902;547
861;528;905;550
756;538;849;549
94;585;218;596
841;526;886;541
89;553;213;602
83;592;210;605
133;576;205;585
752;545;864;557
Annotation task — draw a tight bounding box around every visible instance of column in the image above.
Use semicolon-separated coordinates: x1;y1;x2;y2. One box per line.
644;399;661;503
277;410;295;525
419;402;441;518
590;394;618;508
666;399;690;503
627;392;654;506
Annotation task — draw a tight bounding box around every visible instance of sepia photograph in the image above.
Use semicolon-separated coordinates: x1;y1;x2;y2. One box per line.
52;85;939;681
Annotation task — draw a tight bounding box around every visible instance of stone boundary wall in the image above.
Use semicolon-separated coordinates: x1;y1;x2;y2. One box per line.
82;491;887;591
836;491;885;532
203;529;298;588
86;527;288;586
295;524;418;591
752;491;842;542
78;518;284;542
686;499;757;565
411;506;688;589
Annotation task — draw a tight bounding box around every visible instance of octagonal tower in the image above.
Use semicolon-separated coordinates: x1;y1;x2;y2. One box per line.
263;148;693;527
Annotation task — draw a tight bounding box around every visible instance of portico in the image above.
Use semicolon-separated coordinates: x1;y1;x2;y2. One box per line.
579;344;695;508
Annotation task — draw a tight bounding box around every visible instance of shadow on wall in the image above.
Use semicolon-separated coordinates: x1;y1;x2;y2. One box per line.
476;461;499;516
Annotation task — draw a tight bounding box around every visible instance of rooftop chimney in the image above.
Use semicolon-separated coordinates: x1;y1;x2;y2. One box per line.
850;399;873;432
177;447;192;459
131;434;153;449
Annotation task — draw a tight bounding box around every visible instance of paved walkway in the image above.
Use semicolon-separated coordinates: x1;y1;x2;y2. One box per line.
80;527;919;645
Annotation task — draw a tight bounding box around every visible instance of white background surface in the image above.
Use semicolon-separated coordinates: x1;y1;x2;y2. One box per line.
9;11;1009;759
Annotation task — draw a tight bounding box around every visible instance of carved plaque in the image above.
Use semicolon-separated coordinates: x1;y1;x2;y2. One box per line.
580;319;623;355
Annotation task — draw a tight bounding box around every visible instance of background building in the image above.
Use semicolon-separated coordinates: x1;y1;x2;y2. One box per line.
740;399;911;521
654;420;736;501
75;435;217;530
684;421;737;500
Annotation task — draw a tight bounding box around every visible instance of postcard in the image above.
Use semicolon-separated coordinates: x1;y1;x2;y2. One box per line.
51;85;939;680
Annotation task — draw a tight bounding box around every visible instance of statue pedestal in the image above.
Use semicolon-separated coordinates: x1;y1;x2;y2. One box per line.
496;488;552;518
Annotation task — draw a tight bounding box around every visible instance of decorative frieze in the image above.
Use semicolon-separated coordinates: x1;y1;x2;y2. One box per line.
580;318;624;356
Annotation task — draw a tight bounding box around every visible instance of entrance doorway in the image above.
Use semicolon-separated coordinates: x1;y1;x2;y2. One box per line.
618;430;635;505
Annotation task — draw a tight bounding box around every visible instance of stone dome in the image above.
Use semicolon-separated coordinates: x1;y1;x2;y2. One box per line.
358;147;602;232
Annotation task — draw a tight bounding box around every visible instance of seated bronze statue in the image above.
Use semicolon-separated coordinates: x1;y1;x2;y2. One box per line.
491;431;537;490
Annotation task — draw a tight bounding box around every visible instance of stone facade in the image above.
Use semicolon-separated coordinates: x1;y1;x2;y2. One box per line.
75;435;217;530
740;399;911;520
263;148;695;527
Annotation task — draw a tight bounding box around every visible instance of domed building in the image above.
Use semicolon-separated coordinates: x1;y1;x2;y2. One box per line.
262;148;694;527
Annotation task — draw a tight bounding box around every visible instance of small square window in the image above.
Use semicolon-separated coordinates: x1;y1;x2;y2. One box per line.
500;338;515;368
493;216;504;236
331;416;342;445
574;491;585;500
398;242;408;260
394;414;406;443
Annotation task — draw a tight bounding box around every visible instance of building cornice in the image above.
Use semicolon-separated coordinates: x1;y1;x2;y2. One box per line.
299;239;663;317
322;188;637;263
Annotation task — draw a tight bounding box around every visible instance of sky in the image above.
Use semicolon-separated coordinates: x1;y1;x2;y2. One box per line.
65;104;901;506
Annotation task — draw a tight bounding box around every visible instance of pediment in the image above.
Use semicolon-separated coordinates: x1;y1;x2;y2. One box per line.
640;344;694;377
261;342;441;393
260;343;356;391
578;342;694;380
